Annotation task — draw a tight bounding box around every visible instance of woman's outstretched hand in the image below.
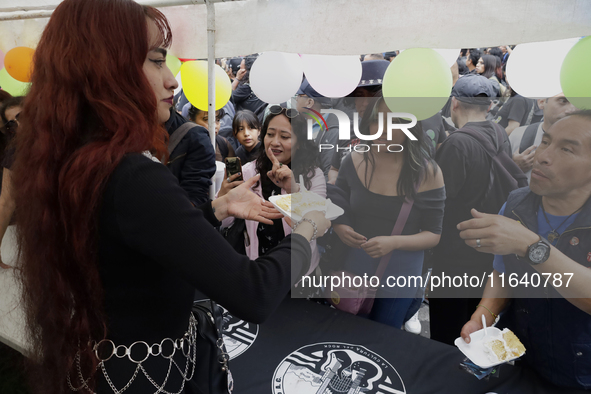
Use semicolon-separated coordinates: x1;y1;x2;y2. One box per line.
214;174;283;224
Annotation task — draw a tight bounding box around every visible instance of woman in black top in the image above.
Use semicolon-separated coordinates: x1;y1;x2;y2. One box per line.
332;98;445;329
475;54;507;100
13;1;329;393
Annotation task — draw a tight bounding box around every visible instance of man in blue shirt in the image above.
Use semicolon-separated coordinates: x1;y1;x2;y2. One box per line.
457;110;591;389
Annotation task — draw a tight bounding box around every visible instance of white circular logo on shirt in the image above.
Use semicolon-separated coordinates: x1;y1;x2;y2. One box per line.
272;342;406;393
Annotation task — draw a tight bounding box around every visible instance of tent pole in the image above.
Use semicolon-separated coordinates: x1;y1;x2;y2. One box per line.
206;0;217;200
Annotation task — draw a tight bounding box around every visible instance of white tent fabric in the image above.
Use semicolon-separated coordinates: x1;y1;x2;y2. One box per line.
0;0;589;57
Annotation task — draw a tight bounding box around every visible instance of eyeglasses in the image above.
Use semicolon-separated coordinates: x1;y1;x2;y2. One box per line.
268;105;299;119
4;112;20;134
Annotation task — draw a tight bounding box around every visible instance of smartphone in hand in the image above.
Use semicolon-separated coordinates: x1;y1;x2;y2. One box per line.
224;157;243;181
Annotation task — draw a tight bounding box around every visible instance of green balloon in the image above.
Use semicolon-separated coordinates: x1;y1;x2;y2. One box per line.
382;48;452;121
561;36;591;110
166;54;182;77
0;67;30;96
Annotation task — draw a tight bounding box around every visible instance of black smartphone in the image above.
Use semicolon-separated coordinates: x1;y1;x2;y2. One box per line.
224;157;243;181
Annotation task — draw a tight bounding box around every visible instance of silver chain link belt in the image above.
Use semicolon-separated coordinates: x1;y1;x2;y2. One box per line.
67;314;198;394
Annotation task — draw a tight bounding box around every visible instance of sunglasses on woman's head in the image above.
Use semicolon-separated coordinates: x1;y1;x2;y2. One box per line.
268;105;299;119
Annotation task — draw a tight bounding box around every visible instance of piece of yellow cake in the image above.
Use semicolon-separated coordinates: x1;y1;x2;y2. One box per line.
275;191;326;217
487;339;507;361
503;329;526;358
483;328;526;362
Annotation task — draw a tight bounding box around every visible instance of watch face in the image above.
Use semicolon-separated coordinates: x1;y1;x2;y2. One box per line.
529;244;549;263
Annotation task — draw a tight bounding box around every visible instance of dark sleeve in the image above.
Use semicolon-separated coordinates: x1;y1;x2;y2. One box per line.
506;97;529;124
113;156;312;323
195;200;222;228
180;126;216;205
435;140;467;200
232;84;252;105
415;186;446;234
331;154;354;227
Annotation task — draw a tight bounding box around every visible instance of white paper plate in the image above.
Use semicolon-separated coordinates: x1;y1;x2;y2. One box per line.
454;327;524;369
269;194;344;221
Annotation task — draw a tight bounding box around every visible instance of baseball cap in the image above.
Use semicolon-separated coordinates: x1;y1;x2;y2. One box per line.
358;60;390;87
296;78;332;105
297;78;323;98
451;74;496;105
227;57;242;75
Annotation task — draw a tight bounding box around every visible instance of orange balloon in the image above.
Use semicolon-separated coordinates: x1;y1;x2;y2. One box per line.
4;47;35;83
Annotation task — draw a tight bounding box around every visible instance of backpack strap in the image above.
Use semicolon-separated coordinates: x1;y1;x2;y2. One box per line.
168;122;196;155
524;99;536;126
519;122;541;154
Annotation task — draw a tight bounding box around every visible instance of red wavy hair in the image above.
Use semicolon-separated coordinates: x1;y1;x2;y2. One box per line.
12;0;171;392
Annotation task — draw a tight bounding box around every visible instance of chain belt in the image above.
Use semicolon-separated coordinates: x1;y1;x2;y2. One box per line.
68;314;197;394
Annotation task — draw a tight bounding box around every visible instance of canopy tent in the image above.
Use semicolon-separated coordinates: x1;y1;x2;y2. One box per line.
0;0;590;58
0;0;590;196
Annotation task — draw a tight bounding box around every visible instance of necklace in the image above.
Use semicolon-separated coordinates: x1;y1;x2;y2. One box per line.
541;202;583;243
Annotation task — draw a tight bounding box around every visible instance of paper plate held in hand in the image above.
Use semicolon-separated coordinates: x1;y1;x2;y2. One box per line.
269;191;343;221
454;327;526;369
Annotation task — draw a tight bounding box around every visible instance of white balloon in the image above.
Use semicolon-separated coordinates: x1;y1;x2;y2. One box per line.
301;54;362;98
249;52;303;104
506;38;580;98
434;49;461;68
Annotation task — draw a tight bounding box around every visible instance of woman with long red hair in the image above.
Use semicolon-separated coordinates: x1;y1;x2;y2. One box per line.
12;0;329;393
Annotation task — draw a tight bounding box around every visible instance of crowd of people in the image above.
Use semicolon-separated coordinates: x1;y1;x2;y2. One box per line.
0;0;589;392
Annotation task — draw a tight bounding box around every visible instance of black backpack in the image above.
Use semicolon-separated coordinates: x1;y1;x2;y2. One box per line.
190;299;233;393
518;122;542;153
455;124;528;214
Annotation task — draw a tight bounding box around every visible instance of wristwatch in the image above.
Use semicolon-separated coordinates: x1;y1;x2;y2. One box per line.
525;236;551;265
